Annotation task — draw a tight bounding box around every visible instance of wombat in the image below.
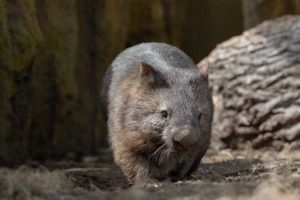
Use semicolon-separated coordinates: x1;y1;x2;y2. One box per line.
101;43;213;184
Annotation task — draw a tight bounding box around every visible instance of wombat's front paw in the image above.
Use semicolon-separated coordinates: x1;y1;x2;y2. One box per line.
134;178;170;187
134;175;172;187
131;170;170;186
133;176;159;186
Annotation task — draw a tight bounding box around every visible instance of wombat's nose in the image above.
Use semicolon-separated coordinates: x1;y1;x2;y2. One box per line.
172;128;198;150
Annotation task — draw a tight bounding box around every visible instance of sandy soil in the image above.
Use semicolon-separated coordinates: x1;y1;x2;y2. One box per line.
0;149;299;200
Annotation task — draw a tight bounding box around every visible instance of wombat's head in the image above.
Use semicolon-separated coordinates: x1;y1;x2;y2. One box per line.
126;61;213;161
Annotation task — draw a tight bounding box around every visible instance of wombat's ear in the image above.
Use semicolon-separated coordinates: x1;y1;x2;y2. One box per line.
198;61;209;80
139;62;160;87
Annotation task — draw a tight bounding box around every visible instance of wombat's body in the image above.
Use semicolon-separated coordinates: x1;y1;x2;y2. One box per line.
101;43;213;184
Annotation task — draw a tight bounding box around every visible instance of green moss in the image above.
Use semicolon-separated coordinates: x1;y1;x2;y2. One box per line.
0;0;44;163
7;0;42;71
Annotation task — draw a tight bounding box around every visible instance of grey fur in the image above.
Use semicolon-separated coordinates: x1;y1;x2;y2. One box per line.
101;43;213;184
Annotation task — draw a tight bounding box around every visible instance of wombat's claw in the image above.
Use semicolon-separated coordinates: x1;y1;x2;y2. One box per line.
141;182;163;188
134;179;166;188
149;183;160;187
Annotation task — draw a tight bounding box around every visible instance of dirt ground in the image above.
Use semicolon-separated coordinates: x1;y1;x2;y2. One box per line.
0;148;299;200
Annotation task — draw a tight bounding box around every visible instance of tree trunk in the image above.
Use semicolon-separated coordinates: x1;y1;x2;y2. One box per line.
0;0;130;165
243;0;300;29
201;16;300;150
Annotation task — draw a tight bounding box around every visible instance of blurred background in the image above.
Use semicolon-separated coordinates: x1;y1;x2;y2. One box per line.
1;0;300;165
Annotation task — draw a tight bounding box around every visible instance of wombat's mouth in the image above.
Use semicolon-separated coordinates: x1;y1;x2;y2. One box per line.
150;136;163;144
148;143;170;166
148;141;189;164
145;132;194;166
172;141;189;152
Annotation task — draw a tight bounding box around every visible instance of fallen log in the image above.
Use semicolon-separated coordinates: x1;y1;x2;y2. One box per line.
200;16;300;150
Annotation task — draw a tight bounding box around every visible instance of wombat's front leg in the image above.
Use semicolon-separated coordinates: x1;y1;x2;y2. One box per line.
129;164;160;185
114;152;158;185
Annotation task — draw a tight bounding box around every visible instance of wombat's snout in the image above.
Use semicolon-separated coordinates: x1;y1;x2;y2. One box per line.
171;127;199;151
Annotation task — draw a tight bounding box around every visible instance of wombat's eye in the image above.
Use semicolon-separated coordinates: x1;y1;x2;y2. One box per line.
198;113;202;120
160;110;168;118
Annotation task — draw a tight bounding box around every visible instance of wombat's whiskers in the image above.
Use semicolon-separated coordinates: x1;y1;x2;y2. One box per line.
158;145;169;164
149;144;168;165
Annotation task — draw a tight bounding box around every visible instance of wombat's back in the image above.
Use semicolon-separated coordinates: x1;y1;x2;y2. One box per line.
100;42;196;119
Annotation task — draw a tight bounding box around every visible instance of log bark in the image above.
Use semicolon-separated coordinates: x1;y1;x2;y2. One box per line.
200;16;300;150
